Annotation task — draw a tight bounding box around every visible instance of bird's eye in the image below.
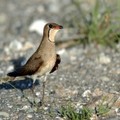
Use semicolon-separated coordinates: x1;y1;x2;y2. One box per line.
49;24;53;28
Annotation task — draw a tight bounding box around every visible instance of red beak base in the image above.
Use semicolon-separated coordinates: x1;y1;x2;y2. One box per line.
54;25;63;29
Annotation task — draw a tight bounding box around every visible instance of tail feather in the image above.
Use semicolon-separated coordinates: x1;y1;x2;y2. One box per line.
7;71;18;77
7;68;23;77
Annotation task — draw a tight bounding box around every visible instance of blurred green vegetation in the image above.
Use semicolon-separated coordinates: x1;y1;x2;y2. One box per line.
56;104;92;120
49;101;111;120
67;0;120;48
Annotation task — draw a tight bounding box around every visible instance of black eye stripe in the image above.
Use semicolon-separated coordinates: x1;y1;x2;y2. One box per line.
49;24;53;28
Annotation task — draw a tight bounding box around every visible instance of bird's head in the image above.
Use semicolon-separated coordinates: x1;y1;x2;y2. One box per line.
43;23;63;43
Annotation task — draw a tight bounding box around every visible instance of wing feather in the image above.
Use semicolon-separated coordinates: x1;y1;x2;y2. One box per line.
7;54;43;77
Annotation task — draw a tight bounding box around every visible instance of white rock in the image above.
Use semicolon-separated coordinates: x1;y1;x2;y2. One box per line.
82;90;92;98
0;13;7;24
0;111;9;118
7;65;14;72
35;92;41;96
34;97;40;103
9;40;22;51
99;53;111;64
29;20;47;35
0;70;4;75
55;116;64;120
27;114;33;118
21;105;29;110
57;49;66;55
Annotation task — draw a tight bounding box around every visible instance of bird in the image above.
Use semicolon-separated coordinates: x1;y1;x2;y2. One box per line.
7;23;63;106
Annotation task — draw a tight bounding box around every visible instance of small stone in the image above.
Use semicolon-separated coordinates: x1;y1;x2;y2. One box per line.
29;20;47;35
9;40;22;51
101;76;110;82
8;105;13;108
37;5;45;13
27;114;33;119
0;111;9;118
34;97;40;104
21;105;29;110
92;88;103;97
90;114;99;120
98;53;111;64
44;107;49;111
4;47;11;55
55;116;64;120
114;97;120;108
0;70;4;75
7;65;14;72
0;13;7;24
82;90;92;98
35;92;41;96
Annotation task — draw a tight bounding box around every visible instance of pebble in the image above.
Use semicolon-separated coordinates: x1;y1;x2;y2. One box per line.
7;65;14;73
29;20;47;35
0;13;7;24
34;97;40;104
92;88;103;97
55;116;64;120
101;76;110;82
27;114;33;119
82;90;92;98
0;70;4;76
48;1;61;13
21;105;29;110
98;53;111;64
43;107;49;111
35;92;41;96
90;114;99;120
9;40;23;51
0;111;9;118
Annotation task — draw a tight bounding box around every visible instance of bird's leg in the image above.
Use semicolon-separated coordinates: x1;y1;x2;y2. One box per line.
29;75;38;106
40;75;47;106
31;75;37;96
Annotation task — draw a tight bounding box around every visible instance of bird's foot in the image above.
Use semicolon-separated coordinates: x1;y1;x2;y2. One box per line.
30;97;44;108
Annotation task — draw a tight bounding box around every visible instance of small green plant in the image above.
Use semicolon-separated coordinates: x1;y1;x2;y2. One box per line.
70;0;120;47
86;1;120;47
57;104;92;120
96;104;110;116
95;96;111;116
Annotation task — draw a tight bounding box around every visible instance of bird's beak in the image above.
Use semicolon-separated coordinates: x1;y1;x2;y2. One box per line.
53;25;63;29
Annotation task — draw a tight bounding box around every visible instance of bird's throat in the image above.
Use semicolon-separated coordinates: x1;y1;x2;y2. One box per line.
48;29;59;43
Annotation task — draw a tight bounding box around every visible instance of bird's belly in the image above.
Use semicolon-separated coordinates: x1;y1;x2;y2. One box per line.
36;57;56;76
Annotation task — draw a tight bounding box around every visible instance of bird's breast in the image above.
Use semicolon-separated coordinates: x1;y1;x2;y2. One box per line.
36;53;56;76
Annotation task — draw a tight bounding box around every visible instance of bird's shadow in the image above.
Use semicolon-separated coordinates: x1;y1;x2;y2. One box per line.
0;57;40;91
0;77;40;90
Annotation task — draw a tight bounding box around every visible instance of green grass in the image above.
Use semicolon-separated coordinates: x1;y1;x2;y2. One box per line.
49;96;112;120
57;104;92;120
69;0;120;48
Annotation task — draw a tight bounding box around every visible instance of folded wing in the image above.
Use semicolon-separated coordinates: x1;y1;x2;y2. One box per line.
7;54;43;77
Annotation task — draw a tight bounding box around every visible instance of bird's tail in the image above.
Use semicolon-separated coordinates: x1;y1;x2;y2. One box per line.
7;71;18;77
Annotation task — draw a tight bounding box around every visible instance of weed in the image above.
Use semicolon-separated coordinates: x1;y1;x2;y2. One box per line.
57;104;92;120
68;0;120;47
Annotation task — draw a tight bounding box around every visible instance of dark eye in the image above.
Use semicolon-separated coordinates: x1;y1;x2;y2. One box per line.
49;24;53;28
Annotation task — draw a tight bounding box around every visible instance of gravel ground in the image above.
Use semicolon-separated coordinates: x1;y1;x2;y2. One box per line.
0;0;120;120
